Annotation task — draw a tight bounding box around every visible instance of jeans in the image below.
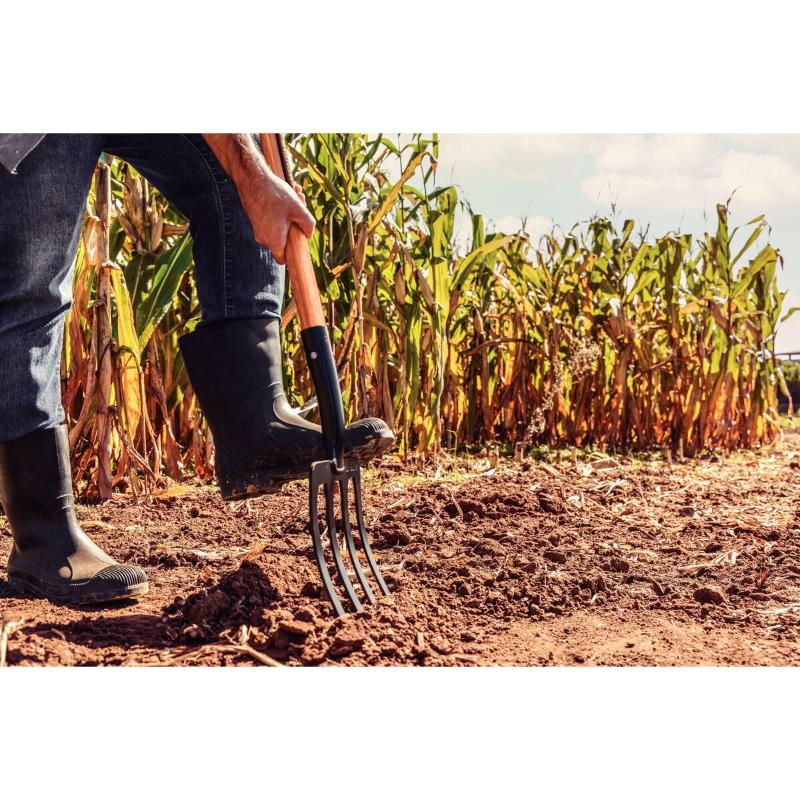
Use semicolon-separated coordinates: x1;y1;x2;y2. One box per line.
0;134;285;441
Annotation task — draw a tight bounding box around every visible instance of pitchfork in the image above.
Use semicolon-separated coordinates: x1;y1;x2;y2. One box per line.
260;134;391;617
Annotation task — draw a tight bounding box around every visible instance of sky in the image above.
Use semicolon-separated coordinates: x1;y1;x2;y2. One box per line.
434;134;800;352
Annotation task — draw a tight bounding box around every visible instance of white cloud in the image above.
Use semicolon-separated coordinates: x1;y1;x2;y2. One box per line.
433;135;800;217
436;134;605;186
716;150;800;209
719;134;800;163
594;134;714;173
582;135;800;215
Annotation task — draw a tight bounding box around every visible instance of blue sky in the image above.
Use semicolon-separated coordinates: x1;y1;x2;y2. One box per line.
435;134;800;351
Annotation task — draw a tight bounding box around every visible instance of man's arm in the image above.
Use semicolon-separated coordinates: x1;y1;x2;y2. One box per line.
203;134;315;264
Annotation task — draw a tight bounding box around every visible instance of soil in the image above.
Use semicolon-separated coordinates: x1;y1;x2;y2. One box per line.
3;443;800;666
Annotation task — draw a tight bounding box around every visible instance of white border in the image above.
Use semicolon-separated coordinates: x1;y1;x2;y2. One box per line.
1;667;797;797
2;2;798;795
2;2;799;131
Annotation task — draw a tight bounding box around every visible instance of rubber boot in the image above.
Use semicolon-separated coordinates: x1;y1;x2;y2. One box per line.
0;425;149;603
179;317;395;499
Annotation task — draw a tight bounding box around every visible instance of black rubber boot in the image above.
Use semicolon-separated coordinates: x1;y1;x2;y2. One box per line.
0;425;149;604
179;317;395;499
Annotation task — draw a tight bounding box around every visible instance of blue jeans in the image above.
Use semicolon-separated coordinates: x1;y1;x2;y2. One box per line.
0;134;285;441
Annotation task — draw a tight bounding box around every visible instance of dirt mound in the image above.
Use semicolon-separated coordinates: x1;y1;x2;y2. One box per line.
161;557;426;664
165;561;281;640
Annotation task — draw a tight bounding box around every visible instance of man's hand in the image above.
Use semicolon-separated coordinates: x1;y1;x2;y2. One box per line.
203;134;315;264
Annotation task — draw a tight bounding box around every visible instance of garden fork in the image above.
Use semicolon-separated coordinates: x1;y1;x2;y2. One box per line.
259;134;391;617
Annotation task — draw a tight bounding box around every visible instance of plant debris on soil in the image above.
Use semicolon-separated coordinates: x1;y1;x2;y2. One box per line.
3;441;800;666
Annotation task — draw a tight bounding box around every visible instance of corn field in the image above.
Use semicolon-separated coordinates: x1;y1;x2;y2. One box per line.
62;134;791;498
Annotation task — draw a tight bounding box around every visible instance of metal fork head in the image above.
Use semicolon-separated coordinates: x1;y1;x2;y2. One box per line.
308;458;391;617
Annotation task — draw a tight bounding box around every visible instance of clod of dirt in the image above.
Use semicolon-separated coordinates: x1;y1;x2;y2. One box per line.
606;557;630;573
328;635;365;658
650;579;667;597
693;586;726;605
484;529;515;543
166;561;280;640
294;605;319;624
444;498;486;519
543;550;567;564
300;581;321;598
277;619;315;638
473;538;506;557
537;491;565;514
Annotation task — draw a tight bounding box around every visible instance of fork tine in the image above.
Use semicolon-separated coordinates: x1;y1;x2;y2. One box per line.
338;476;377;605
324;478;362;612
309;468;345;617
350;464;391;596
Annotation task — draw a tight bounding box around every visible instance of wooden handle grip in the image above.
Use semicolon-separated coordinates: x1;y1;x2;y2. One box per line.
259;134;325;330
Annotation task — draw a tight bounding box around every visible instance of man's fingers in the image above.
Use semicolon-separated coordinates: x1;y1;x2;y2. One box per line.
269;220;288;264
292;205;316;239
251;178;313;260
290;185;315;238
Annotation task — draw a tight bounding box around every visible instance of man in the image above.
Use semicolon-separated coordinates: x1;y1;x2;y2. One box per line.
0;134;394;605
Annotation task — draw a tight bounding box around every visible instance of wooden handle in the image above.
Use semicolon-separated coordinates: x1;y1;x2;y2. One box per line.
259;134;325;330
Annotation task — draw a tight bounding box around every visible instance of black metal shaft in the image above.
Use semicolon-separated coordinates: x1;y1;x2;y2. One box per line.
301;325;346;468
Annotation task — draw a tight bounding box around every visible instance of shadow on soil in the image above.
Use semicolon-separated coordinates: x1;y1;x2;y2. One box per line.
25;611;171;651
12;561;285;658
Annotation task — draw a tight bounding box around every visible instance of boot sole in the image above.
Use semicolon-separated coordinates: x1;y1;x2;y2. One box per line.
219;431;396;501
220;468;297;500
348;430;396;463
8;575;150;605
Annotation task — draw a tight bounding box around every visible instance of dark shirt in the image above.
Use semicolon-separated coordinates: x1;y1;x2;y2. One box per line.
0;134;46;173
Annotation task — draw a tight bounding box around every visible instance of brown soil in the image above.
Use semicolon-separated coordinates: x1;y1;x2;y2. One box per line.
2;445;800;666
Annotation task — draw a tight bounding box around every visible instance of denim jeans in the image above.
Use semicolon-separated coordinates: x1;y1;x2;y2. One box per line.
0;134;285;441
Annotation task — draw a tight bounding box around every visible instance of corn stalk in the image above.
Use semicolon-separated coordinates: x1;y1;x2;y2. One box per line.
62;137;791;498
